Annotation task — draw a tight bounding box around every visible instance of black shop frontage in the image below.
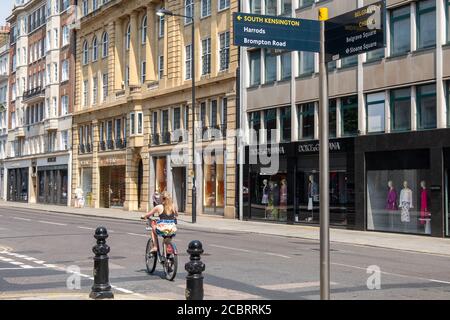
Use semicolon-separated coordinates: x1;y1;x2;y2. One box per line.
243;138;356;228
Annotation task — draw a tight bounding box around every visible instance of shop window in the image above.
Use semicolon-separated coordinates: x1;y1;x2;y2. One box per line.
298;102;315;140
298;51;315;76
366;150;432;235
417;84;436;130
329;99;337;138
249;111;261;145
390;88;411;132
155;157;167;193
280;106;291;142
390;5;411;56
249;49;261;86
367;92;385;133
264;49;276;83
341;95;358;136
264;109;277;143
203;153;225;215
280;52;291;80
417;0;436;49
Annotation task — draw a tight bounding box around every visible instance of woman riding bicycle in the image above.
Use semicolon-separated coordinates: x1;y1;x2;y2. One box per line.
141;191;178;253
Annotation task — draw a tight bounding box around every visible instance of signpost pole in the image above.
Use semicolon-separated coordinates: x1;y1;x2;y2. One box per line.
318;7;330;301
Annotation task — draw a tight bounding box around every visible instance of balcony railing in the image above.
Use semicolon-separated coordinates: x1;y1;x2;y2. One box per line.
79;143;93;154
107;140;114;150
197;125;227;141
115;138;126;149
150;133;160;146
99;141;106;151
23;86;45;101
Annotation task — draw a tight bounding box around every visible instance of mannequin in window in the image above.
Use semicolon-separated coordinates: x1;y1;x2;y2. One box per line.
386;180;398;211
280;179;288;207
261;179;269;205
419;180;431;225
307;175;318;222
399;181;413;224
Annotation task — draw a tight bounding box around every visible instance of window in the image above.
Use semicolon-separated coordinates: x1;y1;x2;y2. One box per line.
158;55;164;79
280;106;291;142
219;0;230;10
173;107;181;130
417;84;436;130
102;32;109;58
185;0;194;24
250;0;261;13
83;0;88;16
219;32;230;71
264;49;276;83
202;38;211;75
141;16;147;44
417;0;436;49
299;51;315;76
141;61;146;83
341;95;358;136
299;0;314;8
137;112;143;134
366;48;385;61
161;110;169;134
102;73;108;101
280;51;291;80
249;50;261;86
61;95;69;116
201;0;211;17
115;119;122;141
106;121;113;142
92;77;98;105
298;103;315;140
152;111;158;135
341;55;357;68
329;99;337;138
185;44;192;80
366;92;385;133
265;0;276;15
264;109;277;143
54;28;58;48
210;100;218;127
159;15;165;38
61;59;69;81
82;40;89;65
390;88;411;132
130;112;136;135
53;62;58;83
62;25;69;47
249;112;261;144
221;98;227;128
83;80;88;107
93;0;98;11
280;0;291;15
390;6;411;55
126;23;131;50
92;37;98;61
200;102;207;128
62;0;70;11
125;65;130;86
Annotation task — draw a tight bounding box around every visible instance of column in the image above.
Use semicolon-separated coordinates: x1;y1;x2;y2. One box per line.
114;20;124;90
71;123;79;207
146;4;157;82
129;12;139;86
436;0;446;128
92;120;100;208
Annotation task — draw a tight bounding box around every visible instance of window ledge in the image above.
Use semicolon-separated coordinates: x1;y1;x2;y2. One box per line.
247;84;261;90
363;57;384;65
411;46;435;56
296;73;316;80
261;81;276;88
386;52;410;60
339;64;357;70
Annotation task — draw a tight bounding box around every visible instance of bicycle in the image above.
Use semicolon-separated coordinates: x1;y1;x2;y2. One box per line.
144;218;178;281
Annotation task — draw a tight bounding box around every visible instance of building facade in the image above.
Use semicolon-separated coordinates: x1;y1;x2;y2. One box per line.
0;26;10;200
72;0;238;217
241;0;450;237
5;0;74;206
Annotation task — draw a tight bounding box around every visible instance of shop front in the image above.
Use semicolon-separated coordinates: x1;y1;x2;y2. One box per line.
244;138;355;227
203;152;225;216
355;129;450;237
7;167;29;202
79;159;94;207
99;155;126;208
36;156;69;206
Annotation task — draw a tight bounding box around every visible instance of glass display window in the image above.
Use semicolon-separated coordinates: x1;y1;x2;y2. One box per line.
155;157;167;193
203;153;225;215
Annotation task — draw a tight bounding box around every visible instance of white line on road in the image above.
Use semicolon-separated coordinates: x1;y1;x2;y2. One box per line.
77;226;95;230
210;244;292;259
260;281;339;290
20;265;35;269
12;217;31;221
38;221;68;226
127;233;147;237
9;261;24;266
0;267;48;271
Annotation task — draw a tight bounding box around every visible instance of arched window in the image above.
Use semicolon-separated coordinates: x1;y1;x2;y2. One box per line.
126;23;131;50
92;36;98;61
102;32;109;58
141;15;147;44
82;40;88;65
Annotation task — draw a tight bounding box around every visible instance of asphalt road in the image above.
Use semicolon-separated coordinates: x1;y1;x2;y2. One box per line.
0;207;450;300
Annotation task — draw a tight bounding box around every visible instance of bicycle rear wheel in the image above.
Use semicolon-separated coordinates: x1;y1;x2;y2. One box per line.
163;243;178;281
145;238;157;274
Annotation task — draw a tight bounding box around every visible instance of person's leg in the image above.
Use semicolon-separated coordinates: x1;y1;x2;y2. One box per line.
151;222;158;252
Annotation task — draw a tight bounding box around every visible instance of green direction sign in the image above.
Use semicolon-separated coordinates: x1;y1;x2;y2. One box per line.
325;1;386;60
233;13;320;52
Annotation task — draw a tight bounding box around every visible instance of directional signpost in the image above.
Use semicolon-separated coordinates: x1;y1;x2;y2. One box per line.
325;1;386;60
233;12;320;52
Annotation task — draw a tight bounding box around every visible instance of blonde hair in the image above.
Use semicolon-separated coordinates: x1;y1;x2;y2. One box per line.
161;191;175;215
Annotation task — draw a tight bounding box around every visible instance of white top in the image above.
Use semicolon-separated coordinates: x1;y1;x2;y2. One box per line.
74;188;83;198
399;188;413;208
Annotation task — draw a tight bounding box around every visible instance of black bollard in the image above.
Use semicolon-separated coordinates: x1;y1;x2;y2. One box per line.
89;227;114;300
185;240;205;300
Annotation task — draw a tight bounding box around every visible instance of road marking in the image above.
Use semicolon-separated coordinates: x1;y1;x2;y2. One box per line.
33;261;46;264
23;257;37;261
78;226;95;230
210;244;292;259
0;267;48;271
38;221;67;226
127;233;147;237
112;286;134;294
20;265;35;269
9;261;24;265
259;281;338;290
429;279;450;285
12;217;31;221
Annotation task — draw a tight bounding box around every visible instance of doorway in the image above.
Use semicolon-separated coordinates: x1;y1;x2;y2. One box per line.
172;166;186;212
100;166;126;208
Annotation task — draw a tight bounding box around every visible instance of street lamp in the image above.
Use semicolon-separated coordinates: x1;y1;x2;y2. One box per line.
156;8;197;224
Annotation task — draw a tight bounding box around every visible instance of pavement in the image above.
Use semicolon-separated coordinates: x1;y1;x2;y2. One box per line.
1;200;449;257
1;205;450;300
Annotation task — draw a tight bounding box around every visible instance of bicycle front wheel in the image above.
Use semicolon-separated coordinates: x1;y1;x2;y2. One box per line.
145;238;157;274
164;243;178;281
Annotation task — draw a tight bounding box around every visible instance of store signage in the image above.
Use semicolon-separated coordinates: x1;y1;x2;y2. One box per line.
80;160;92;167
325;1;385;61
47;157;56;163
249;145;286;157
298;142;341;153
233;12;320;52
99;156;126;167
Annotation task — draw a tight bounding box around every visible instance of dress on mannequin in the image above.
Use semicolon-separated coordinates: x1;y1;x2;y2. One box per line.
420;187;430;225
399;187;413;223
386;188;398;210
262;181;269;205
